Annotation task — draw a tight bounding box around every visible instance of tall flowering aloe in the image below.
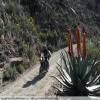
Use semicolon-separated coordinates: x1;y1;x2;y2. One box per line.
82;29;87;59
68;28;73;56
75;26;81;57
67;25;87;59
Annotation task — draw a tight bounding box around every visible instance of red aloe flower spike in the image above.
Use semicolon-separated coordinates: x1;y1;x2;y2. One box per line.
82;30;87;59
76;26;81;57
68;28;73;56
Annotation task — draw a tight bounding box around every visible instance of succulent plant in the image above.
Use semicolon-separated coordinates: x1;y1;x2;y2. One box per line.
53;51;100;96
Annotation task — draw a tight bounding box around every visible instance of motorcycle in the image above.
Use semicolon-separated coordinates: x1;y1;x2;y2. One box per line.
39;55;49;75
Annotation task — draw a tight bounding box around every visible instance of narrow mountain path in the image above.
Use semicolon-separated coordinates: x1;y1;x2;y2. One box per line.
0;49;63;96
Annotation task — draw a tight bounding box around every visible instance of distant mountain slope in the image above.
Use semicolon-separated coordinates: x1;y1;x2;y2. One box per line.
21;0;100;35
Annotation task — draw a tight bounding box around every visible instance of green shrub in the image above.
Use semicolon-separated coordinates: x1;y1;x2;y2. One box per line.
16;64;25;74
23;63;30;70
3;64;30;81
3;68;10;81
93;37;100;48
11;66;18;80
87;39;100;59
88;47;100;58
3;66;18;81
23;65;29;70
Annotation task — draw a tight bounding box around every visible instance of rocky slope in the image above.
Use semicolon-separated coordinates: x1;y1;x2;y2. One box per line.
21;0;100;35
0;0;100;83
0;0;40;82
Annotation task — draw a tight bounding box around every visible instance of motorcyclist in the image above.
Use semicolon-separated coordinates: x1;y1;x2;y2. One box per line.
42;45;51;60
39;45;51;74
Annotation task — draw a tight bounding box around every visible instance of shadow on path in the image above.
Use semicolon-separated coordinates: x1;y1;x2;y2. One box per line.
23;74;46;88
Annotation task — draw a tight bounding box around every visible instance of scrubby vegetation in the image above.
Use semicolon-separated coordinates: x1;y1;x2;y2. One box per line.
87;38;100;59
0;0;40;82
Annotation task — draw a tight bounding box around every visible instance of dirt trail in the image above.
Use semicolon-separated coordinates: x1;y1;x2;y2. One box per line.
0;49;62;96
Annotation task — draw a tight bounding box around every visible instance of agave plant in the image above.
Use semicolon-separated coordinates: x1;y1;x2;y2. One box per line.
53;50;100;96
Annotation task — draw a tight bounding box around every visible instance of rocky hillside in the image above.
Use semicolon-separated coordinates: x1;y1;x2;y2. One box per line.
0;0;100;65
0;0;39;62
0;0;40;81
21;0;100;36
0;0;100;82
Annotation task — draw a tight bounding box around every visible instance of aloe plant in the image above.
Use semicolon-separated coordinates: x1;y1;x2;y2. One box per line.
53;51;100;96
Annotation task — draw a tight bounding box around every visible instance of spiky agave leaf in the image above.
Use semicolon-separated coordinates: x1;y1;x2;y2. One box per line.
61;50;76;83
52;85;63;93
56;65;72;85
83;61;100;84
